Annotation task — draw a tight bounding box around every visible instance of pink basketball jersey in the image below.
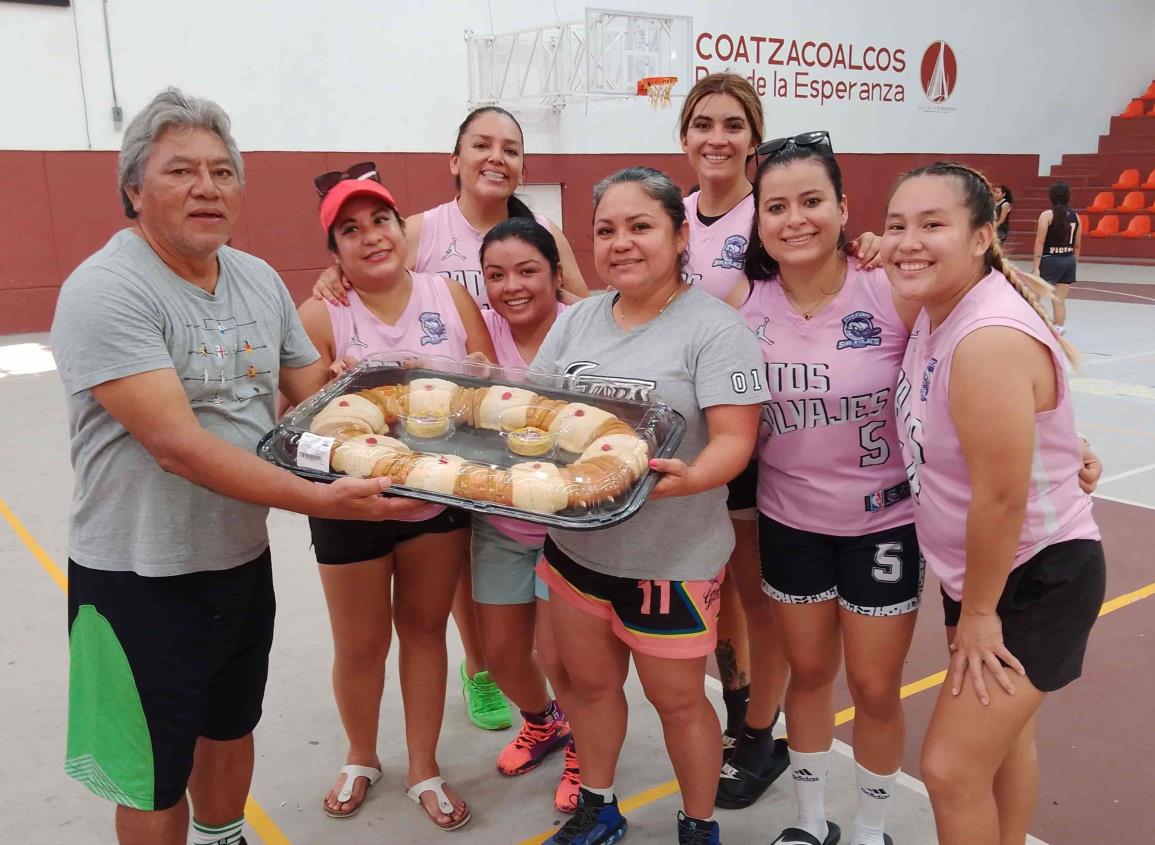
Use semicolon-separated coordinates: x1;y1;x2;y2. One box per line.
741;265;913;535
896;269;1099;601
682;191;754;300
480;302;567;546
415;200;552;310
326;272;469;522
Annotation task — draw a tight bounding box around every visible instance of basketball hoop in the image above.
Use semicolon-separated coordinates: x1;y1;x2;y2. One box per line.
637;76;678;109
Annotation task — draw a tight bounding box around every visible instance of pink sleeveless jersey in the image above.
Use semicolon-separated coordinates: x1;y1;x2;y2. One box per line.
682;191;754;300
741;265;913;535
326;272;469;521
895;270;1099;601
415;200;552;310
480;302;567;546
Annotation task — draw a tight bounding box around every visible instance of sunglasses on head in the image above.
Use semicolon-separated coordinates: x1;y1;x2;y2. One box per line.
755;131;833;161
314;161;381;197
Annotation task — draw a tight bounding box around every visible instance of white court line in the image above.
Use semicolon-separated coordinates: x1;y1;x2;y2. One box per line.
1083;348;1155;366
1094;492;1155;511
705;675;1052;844
1098;461;1155;486
1079;286;1155;303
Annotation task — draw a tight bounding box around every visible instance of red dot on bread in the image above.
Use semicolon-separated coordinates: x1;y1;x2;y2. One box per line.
532;463;542;469
502;391;512;400
339;400;349;407
438;457;448;464
423;384;433;390
366;437;378;445
574;409;585;417
601;444;611;451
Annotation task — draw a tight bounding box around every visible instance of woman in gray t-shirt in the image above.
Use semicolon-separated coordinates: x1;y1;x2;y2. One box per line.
532;168;766;845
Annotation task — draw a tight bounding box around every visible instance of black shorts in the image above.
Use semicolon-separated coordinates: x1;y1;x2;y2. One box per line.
942;539;1105;692
65;550;275;811
726;461;757;515
759;514;923;616
309;508;470;565
1039;253;1077;285
538;537;722;658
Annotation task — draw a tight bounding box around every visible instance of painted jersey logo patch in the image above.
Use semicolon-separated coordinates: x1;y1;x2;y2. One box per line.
836;311;883;350
920;357;938;401
753;317;774;347
418;311;448;346
712;234;748;270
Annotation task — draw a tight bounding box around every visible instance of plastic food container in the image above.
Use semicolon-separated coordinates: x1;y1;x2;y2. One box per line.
257;353;686;530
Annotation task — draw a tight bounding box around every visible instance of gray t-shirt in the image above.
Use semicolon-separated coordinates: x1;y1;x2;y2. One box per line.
50;229;319;576
532;286;766;581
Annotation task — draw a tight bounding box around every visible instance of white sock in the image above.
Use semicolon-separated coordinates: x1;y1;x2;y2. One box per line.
851;763;899;845
192;816;244;845
582;783;616;803
788;747;829;840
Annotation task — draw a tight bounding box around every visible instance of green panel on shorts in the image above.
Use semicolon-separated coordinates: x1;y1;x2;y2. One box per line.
65;605;154;810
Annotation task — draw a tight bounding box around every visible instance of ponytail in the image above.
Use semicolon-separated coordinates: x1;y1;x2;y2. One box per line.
507;194;534;220
1047;181;1072;243
986;238;1080;368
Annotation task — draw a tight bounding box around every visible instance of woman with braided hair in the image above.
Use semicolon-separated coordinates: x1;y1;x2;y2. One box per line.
883;161;1106;845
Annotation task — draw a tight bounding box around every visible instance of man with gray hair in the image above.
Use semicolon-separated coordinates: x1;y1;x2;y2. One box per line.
50;87;422;845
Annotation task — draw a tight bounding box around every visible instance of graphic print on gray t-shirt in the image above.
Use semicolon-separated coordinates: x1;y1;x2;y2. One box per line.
532;286;766;581
50;230;319;577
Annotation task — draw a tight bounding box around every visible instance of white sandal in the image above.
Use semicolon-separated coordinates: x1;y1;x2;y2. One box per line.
323;764;382;819
405;776;472;831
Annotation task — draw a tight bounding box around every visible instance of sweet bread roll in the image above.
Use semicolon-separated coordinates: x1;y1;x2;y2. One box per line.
561;455;633;508
477;385;538;431
507;426;553;457
332;433;409;478
357;386;406;424
510;462;570;514
407;454;467;495
454;463;514;505
311;394;385;437
407;378;457;418
450;386;479;427
579;434;650;480
524;397;568;431
369;450;421;483
548;403;617;453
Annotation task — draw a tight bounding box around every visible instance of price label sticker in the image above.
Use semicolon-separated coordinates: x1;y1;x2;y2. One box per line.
297;432;335;472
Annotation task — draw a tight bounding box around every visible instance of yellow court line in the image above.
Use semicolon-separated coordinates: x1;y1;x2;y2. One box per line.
1;496;293;845
520;578;1155;845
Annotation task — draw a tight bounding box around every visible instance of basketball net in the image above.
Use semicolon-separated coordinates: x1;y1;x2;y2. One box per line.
637;76;678;109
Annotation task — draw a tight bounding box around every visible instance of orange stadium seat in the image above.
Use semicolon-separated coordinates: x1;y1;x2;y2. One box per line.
1087;191;1116;212
1087;215;1120;237
1118;191;1146;212
1112;169;1141;189
1143;170;1155;190
1121;216;1152;238
1079;213;1089;232
1120;99;1145;118
1148;102;1155;117
1146;200;1155;213
1143;81;1155;101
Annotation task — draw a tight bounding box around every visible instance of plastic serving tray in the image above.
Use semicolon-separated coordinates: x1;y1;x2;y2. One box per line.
257;353;686;530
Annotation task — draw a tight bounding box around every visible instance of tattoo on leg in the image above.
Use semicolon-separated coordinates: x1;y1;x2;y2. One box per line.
715;640;749;691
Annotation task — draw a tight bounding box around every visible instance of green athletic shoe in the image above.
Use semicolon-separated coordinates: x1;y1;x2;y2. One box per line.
460;661;513;730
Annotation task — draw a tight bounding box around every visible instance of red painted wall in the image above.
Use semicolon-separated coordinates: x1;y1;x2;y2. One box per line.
0;150;1039;334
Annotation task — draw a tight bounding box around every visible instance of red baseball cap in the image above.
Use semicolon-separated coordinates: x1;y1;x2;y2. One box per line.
319;179;398;232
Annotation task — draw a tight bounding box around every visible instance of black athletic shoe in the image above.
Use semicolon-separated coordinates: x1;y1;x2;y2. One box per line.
546;789;628;845
678;811;721;845
714;737;790;809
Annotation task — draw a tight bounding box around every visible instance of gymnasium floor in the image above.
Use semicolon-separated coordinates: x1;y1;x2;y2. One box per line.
1;267;1152;844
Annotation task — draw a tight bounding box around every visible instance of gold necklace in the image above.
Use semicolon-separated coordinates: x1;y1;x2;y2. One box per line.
615;283;685;328
783;278;842;320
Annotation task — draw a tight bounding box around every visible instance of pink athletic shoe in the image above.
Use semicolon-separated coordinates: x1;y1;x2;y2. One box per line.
497;714;571;776
554;739;581;814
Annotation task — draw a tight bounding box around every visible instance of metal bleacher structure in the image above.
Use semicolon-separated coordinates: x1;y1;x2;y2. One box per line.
1006;80;1155;261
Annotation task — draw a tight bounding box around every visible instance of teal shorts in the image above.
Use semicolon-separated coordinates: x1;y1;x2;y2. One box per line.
470;515;549;605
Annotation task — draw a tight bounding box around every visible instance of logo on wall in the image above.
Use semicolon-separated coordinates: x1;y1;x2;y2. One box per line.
920;41;956;103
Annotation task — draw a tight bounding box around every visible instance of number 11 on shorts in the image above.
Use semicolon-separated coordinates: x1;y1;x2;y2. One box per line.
638;579;672;615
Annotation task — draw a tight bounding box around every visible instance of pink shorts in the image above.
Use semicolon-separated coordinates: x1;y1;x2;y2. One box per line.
537;538;723;659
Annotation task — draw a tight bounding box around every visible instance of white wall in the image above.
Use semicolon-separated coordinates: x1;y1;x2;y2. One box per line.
2;0;1152;170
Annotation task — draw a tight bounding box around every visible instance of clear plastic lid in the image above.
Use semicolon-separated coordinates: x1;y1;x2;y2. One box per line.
257;353;686;530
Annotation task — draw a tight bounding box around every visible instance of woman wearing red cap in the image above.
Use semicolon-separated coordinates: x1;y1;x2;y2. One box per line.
313;109;590;731
298;167;495;831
